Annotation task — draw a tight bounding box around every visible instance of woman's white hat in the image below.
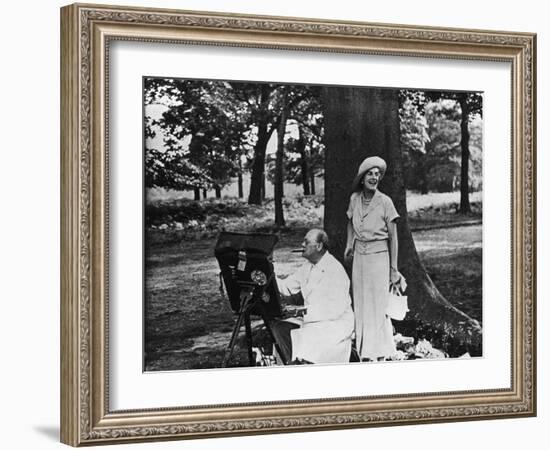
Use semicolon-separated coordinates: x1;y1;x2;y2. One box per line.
351;156;387;191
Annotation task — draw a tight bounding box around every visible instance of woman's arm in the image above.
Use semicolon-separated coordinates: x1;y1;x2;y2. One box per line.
344;219;354;264
388;220;400;285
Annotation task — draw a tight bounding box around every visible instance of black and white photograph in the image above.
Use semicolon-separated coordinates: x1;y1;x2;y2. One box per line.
143;78;483;371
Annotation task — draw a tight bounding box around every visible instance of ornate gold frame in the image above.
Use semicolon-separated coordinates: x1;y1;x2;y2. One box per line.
60;3;536;446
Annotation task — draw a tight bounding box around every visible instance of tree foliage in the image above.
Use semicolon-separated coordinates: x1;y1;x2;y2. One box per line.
265;89;325;195
283;91;325;194
399;90;482;194
144;78;250;192
145;80;483;206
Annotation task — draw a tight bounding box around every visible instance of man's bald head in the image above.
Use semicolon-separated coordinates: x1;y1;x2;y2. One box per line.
308;228;329;250
302;228;329;264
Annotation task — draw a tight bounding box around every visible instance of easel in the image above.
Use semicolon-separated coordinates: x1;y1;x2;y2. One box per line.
221;280;288;368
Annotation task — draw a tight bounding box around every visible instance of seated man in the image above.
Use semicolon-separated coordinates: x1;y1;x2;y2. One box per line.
272;228;354;364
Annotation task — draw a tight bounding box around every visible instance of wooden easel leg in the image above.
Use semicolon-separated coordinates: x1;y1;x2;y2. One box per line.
221;310;245;368
244;312;255;366
262;317;288;365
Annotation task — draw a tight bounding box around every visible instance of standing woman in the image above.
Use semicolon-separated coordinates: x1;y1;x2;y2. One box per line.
344;156;405;361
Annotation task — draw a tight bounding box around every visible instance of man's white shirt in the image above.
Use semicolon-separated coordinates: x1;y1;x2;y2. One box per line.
277;252;354;363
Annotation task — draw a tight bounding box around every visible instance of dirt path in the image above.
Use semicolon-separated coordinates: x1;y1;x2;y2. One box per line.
414;224;482;254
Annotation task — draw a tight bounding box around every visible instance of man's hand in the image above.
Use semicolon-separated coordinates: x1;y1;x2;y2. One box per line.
283;305;307;318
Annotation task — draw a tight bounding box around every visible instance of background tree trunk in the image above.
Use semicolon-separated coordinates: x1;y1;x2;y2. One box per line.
310;173;316;195
214;185;222;198
322;86;481;356
296;126;311;196
237;167;244;199
274;100;288;228
418;149;429;195
248;120;269;205
202;189;207;199
458;94;471;213
193;187;200;201
248;85;276;205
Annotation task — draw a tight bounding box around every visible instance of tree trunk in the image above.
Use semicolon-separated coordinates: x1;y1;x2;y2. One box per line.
296;126;310;196
321;86;481;356
274;97;288;228
237;169;244;199
202;189;207;199
310;173;316;195
214;185;222;199
248;121;269;205
458;94;471;213
248;85;275;205
190;135;207;200
261;173;266;201
417;146;429;195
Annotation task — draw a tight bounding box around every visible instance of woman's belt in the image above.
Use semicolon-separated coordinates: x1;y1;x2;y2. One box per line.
353;239;388;255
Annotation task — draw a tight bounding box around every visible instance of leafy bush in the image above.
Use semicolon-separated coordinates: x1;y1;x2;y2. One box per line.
145;198;246;226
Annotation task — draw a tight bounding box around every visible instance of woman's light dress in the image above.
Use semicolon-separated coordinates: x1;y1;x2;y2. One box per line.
347;189;399;360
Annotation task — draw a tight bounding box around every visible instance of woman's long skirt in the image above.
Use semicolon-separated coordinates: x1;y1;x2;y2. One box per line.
352;249;395;360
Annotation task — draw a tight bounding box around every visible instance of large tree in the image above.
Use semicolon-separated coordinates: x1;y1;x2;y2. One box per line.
400;96;483;195
284;91;325;196
226;83;281;205
399;92;430;194
322;86;482;356
424;91;483;212
274;88;288;228
144;78;249;198
457;93;472;212
231;82;316;205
